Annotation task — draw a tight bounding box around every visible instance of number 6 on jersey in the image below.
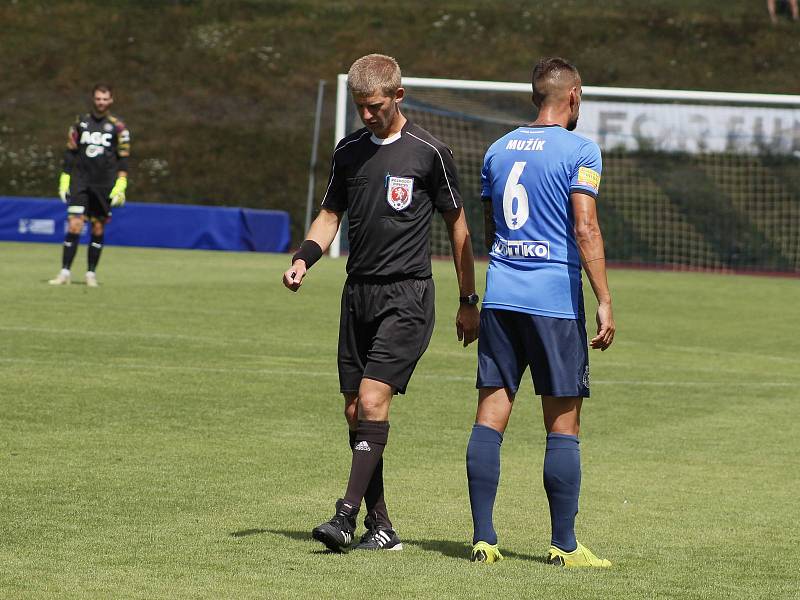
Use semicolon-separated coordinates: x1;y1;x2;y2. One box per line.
503;161;529;230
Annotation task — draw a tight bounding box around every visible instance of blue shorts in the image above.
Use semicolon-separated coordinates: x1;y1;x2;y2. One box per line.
476;309;590;398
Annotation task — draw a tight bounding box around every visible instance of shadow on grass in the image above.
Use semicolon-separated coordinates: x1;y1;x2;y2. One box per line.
230;528;270;538
404;538;546;563
239;529;545;562
231;528;339;554
264;529;347;554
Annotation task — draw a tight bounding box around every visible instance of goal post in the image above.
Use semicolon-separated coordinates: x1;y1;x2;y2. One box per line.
329;75;800;274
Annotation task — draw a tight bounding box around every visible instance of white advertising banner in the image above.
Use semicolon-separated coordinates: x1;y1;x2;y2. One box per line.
576;100;800;155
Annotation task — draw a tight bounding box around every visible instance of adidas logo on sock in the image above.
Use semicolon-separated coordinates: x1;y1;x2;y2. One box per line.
354;441;371;452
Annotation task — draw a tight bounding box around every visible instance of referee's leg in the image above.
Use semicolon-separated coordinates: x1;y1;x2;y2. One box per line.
342;378;392;510
342;392;393;529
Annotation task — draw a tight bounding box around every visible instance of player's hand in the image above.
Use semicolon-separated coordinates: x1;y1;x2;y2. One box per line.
456;304;480;347
110;176;127;207
283;260;307;292
58;172;70;203
591;301;615;351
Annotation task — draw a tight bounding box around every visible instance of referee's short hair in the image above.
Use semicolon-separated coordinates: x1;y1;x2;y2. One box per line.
347;54;401;97
532;57;580;106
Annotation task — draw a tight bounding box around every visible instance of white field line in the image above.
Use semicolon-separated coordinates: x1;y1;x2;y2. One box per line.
0;325;322;348
12;299;256;319
615;340;800;365
4;325;797;366
0;357;795;387
425;353;790;376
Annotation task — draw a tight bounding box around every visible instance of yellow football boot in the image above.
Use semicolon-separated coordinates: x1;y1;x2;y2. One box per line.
547;541;611;568
471;541;503;564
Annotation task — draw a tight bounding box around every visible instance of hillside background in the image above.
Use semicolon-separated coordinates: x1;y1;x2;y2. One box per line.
2;0;800;244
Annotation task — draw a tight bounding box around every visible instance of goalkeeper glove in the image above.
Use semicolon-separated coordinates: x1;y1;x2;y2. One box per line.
58;172;70;203
110;176;127;207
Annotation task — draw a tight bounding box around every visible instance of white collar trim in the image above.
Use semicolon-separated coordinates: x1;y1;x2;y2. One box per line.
370;130;402;145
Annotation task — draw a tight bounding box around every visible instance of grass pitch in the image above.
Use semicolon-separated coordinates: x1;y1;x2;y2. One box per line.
1;241;798;599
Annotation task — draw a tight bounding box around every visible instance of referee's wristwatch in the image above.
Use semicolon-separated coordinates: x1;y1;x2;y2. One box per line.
459;293;480;306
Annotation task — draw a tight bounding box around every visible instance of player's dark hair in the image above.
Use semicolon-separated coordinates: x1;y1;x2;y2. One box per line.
92;83;113;95
532;58;579;106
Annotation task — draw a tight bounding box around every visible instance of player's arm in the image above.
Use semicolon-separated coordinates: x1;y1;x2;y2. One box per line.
432;141;479;347
572;192;614;350
481;197;495;252
110;121;130;206
442;207;479;347
284;138;349;291
59;119;79;202
282;208;343;292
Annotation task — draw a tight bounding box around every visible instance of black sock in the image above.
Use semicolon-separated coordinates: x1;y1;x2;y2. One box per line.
364;458;391;529
349;428;391;528
343;420;389;509
87;233;104;272
61;232;80;270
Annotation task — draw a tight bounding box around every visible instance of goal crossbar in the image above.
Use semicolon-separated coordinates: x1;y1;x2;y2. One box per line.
328;75;800;270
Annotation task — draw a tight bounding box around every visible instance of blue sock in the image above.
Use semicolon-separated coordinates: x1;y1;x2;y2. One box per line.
466;424;503;545
543;433;580;552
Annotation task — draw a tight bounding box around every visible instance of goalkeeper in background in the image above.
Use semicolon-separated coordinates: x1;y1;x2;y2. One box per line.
49;84;130;287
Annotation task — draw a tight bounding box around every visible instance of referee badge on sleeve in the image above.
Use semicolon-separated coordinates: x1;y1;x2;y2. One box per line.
387;176;414;211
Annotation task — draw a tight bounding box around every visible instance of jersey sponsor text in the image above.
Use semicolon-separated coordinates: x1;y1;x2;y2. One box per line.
491;236;550;260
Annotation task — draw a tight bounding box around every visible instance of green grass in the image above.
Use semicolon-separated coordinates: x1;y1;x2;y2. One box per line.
1;241;798;599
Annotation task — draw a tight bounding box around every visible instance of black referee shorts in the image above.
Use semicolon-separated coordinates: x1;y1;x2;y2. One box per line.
338;277;435;395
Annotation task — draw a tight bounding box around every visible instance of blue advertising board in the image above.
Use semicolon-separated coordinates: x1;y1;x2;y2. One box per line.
0;196;290;252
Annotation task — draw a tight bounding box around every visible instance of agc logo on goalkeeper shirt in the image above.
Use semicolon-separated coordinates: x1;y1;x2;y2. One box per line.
80;130;112;158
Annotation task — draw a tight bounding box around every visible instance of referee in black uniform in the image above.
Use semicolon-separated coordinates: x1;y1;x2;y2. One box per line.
283;54;480;552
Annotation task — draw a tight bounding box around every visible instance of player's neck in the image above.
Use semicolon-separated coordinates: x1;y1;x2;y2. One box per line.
91;110;109;119
374;113;407;139
531;107;568;129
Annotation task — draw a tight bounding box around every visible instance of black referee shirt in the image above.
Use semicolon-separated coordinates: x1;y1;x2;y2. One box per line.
321;121;462;279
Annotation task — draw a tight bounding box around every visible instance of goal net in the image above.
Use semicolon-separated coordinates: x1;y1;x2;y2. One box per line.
332;75;800;275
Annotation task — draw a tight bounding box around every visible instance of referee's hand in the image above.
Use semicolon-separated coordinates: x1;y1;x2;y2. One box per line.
456;304;480;347
283;261;307;292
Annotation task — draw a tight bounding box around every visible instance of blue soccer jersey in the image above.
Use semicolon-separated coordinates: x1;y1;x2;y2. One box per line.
480;124;602;319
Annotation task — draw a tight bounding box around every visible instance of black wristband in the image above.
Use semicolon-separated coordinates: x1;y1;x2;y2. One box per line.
292;239;323;269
